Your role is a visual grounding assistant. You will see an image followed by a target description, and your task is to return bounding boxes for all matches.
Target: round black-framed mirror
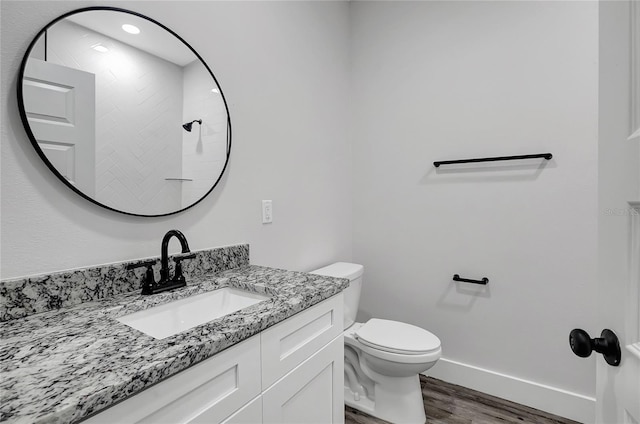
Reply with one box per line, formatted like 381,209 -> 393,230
17,6 -> 231,217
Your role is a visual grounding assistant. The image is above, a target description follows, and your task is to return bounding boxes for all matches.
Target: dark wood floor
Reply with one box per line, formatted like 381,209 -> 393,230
345,376 -> 581,424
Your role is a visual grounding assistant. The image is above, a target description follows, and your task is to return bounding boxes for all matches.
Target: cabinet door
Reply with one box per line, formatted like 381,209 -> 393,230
262,335 -> 344,424
85,336 -> 261,424
220,396 -> 262,424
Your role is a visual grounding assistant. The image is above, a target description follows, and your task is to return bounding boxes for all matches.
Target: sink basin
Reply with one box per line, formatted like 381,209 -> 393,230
117,288 -> 270,339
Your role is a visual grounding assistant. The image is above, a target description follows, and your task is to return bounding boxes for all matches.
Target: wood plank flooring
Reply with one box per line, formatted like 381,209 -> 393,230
345,376 -> 581,424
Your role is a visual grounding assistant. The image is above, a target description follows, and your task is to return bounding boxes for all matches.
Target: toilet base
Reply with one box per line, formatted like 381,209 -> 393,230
344,374 -> 426,423
344,386 -> 376,416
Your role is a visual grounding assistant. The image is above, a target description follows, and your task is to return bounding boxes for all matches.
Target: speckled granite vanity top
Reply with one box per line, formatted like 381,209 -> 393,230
0,253 -> 348,423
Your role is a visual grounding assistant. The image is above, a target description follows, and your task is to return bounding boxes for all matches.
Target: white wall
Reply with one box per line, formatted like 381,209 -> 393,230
1,0 -> 352,278
46,20 -> 184,214
350,1 -> 598,422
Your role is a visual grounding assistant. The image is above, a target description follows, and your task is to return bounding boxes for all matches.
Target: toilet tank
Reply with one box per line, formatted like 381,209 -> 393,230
310,262 -> 363,330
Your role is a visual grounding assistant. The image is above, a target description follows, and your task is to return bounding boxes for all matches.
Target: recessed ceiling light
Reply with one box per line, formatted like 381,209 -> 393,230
91,44 -> 109,53
122,24 -> 140,35
211,88 -> 220,94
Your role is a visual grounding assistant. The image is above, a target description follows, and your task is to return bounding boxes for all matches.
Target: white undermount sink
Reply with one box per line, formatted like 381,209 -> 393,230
117,287 -> 271,339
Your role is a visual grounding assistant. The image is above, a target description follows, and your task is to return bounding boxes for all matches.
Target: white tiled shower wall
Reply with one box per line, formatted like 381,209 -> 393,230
181,60 -> 228,207
41,20 -> 183,214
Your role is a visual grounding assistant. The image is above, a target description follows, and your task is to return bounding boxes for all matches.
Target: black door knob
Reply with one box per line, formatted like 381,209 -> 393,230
569,329 -> 621,367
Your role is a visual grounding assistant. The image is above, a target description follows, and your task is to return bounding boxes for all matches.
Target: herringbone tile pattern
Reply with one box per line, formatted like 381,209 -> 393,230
49,19 -> 183,214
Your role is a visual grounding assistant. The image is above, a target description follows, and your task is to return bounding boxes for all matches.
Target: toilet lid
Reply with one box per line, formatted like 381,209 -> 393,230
355,319 -> 441,355
310,262 -> 363,280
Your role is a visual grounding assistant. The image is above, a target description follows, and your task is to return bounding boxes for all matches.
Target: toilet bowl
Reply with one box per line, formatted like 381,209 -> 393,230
311,263 -> 441,423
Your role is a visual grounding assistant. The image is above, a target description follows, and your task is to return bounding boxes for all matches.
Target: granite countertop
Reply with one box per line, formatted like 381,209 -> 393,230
0,265 -> 349,424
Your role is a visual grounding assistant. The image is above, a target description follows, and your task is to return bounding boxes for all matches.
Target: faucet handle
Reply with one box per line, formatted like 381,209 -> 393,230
173,253 -> 196,283
126,259 -> 157,270
127,260 -> 157,295
175,252 -> 196,261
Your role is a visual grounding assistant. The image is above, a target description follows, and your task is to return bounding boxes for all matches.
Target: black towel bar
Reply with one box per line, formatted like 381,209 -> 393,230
453,274 -> 489,285
434,153 -> 552,168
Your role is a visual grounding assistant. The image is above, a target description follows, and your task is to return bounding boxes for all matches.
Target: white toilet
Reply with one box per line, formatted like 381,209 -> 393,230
311,262 -> 441,424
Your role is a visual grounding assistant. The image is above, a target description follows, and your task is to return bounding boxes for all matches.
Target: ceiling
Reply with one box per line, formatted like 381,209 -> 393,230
67,10 -> 197,67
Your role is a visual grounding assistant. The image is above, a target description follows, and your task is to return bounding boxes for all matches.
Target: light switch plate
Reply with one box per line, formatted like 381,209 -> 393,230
262,200 -> 273,224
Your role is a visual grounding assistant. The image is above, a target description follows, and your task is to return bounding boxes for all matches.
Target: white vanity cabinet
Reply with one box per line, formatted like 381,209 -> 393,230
84,293 -> 344,424
262,337 -> 343,423
260,292 -> 344,424
220,396 -> 263,424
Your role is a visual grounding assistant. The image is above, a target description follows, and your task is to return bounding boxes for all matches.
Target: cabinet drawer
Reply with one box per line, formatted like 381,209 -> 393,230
85,336 -> 261,424
261,293 -> 343,388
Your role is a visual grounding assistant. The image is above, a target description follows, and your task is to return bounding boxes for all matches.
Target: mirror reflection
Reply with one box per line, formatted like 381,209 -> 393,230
20,8 -> 231,216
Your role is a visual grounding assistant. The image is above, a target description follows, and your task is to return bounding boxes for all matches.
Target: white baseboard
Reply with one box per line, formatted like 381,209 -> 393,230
425,358 -> 595,424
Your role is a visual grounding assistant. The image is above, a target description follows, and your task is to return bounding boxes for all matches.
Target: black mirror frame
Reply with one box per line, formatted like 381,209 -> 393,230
17,6 -> 232,217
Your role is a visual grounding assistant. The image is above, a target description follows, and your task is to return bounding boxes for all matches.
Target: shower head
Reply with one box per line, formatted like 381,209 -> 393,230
182,119 -> 202,132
